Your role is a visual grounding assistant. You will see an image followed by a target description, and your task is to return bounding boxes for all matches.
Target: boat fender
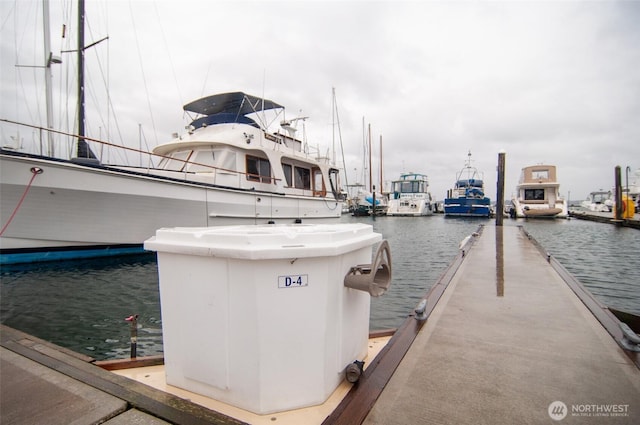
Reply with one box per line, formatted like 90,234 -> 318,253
346,360 -> 365,383
459,235 -> 472,250
344,240 -> 392,297
619,322 -> 640,352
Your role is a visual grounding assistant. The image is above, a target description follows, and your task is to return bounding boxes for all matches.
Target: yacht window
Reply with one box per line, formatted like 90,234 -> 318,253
313,167 -> 325,196
162,150 -> 192,171
524,189 -> 545,201
216,150 -> 236,172
189,150 -> 216,172
531,170 -> 549,180
282,163 -> 293,187
246,155 -> 272,183
294,166 -> 311,189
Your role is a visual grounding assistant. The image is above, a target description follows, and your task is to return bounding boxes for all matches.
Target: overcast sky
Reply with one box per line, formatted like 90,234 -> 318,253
2,0 -> 639,202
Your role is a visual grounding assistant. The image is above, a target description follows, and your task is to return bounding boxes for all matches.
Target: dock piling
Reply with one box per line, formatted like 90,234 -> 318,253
615,165 -> 623,221
496,150 -> 506,226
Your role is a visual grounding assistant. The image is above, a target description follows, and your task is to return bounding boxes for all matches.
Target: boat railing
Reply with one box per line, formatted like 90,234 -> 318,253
0,119 -> 286,189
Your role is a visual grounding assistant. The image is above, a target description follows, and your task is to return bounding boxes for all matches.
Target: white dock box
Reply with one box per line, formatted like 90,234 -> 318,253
144,223 -> 383,414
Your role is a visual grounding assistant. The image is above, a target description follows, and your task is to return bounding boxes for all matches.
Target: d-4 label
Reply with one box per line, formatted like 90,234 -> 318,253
278,274 -> 308,288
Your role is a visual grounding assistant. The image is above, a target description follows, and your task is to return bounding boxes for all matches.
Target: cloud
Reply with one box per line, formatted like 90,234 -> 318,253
2,0 -> 639,201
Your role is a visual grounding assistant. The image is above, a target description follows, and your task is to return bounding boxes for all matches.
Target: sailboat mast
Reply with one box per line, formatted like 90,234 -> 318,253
77,0 -> 85,153
379,135 -> 383,192
331,88 -> 335,165
74,0 -> 97,160
43,0 -> 55,156
368,124 -> 372,193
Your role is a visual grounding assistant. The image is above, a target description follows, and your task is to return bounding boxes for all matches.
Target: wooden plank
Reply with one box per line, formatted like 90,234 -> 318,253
95,355 -> 165,371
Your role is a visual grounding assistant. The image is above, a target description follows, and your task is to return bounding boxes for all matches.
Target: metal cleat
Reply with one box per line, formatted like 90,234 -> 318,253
619,322 -> 640,352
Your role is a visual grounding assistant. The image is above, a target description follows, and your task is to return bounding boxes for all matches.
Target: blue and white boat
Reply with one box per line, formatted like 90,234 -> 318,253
443,152 -> 491,218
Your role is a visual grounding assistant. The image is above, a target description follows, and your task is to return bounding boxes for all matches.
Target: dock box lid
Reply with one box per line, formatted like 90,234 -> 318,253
144,223 -> 382,259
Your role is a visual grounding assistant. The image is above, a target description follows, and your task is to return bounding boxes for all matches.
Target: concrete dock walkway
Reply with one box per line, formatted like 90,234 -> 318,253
0,325 -> 245,424
362,224 -> 640,424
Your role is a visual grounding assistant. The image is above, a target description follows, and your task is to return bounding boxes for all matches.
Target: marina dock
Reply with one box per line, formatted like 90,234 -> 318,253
569,209 -> 640,229
2,224 -> 640,424
357,224 -> 640,424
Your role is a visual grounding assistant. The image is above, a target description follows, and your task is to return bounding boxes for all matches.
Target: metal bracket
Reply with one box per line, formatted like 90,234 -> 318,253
344,240 -> 392,297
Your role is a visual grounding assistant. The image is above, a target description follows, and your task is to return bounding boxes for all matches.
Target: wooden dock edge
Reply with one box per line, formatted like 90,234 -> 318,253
569,210 -> 640,229
0,324 -> 248,425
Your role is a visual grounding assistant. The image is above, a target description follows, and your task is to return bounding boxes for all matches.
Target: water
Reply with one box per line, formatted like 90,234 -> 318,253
1,216 -> 638,360
1,255 -> 163,360
509,218 -> 640,315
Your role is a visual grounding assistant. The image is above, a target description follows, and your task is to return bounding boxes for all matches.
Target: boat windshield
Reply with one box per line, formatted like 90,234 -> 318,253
591,192 -> 611,203
393,180 -> 425,194
524,189 -> 546,201
531,170 -> 549,180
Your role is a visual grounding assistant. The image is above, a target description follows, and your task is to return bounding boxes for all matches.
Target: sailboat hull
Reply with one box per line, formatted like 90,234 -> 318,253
0,152 -> 340,264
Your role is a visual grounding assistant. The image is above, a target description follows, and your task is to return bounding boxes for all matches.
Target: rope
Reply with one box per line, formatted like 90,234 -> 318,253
0,167 -> 43,236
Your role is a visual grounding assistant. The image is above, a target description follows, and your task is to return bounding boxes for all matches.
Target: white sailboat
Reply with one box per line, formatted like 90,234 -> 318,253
0,2 -> 342,264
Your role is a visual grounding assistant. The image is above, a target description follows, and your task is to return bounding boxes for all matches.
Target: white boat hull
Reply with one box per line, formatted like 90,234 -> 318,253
0,153 -> 341,261
386,198 -> 433,216
510,165 -> 568,219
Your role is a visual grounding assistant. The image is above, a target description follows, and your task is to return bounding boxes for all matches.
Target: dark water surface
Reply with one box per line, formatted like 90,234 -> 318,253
1,215 -> 638,360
